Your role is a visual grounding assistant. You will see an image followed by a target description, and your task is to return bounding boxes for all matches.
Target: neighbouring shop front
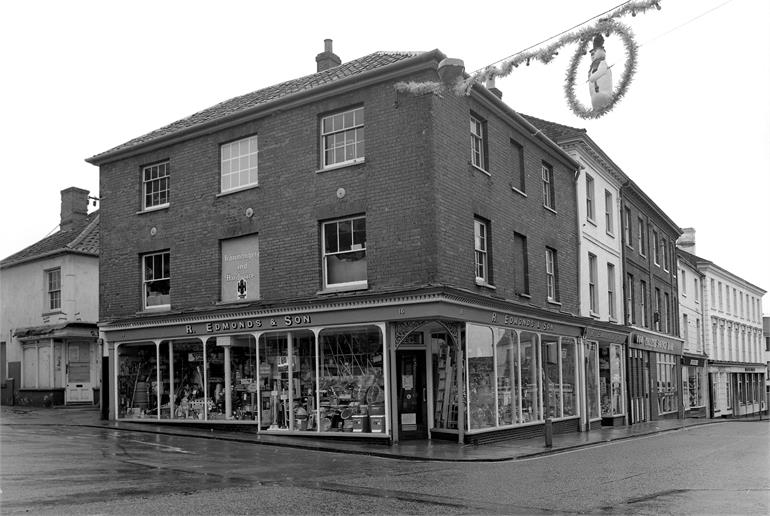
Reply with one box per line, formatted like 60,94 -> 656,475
627,330 -> 684,424
681,355 -> 708,417
583,327 -> 628,428
708,362 -> 766,418
105,289 -> 593,445
12,323 -> 100,406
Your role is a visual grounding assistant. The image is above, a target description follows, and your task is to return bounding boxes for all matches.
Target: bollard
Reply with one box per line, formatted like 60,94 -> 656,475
544,417 -> 553,448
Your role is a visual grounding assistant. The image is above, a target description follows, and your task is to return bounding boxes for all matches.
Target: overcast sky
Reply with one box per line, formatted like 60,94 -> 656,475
1,0 -> 768,313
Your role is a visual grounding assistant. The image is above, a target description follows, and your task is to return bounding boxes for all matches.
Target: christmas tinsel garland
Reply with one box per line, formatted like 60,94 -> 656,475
394,0 -> 661,119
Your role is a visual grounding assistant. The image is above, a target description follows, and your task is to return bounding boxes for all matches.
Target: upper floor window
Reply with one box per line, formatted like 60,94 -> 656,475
470,114 -> 487,171
718,281 -> 723,311
654,287 -> 662,331
652,229 -> 659,265
664,292 -> 671,333
604,190 -> 614,235
510,139 -> 525,193
513,232 -> 529,296
694,278 -> 700,302
585,174 -> 595,221
640,280 -> 648,327
321,107 -> 365,168
46,268 -> 61,311
588,252 -> 598,313
542,162 -> 555,210
474,218 -> 490,284
143,251 -> 170,310
710,279 -> 715,308
221,135 -> 258,192
142,161 -> 169,210
623,207 -> 633,248
681,269 -> 687,295
683,313 -> 689,341
545,247 -> 559,302
607,263 -> 617,320
638,218 -> 647,256
322,216 -> 367,289
626,273 -> 635,324
662,238 -> 669,271
726,284 -> 732,314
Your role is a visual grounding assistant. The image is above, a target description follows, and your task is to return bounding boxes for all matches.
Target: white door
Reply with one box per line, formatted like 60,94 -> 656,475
65,342 -> 93,403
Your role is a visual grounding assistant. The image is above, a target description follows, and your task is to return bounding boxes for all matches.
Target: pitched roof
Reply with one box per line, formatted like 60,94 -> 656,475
87,51 -> 425,164
520,113 -> 587,142
0,211 -> 100,269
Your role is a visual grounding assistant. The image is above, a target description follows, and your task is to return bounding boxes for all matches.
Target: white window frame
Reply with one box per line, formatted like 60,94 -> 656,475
588,253 -> 598,314
542,163 -> 555,210
321,107 -> 365,169
652,229 -> 659,265
322,216 -> 367,290
638,218 -> 646,257
46,268 -> 61,311
221,135 -> 259,193
604,190 -> 614,235
640,280 -> 648,327
474,219 -> 489,284
470,115 -> 486,171
607,263 -> 616,320
546,247 -> 558,302
681,269 -> 687,296
623,207 -> 633,248
662,238 -> 669,271
143,251 -> 170,311
585,174 -> 595,222
142,161 -> 169,210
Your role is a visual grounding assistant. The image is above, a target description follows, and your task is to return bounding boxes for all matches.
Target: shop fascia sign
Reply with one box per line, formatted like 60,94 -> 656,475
632,333 -> 682,354
185,313 -> 313,335
490,312 -> 555,332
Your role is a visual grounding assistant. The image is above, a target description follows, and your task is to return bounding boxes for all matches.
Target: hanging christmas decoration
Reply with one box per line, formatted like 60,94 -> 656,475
394,0 -> 661,119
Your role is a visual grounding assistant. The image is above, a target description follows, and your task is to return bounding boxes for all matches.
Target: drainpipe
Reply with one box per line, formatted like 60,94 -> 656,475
456,335 -> 464,445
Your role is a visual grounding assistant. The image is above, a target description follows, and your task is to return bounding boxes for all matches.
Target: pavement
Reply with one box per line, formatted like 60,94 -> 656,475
2,404 -> 765,462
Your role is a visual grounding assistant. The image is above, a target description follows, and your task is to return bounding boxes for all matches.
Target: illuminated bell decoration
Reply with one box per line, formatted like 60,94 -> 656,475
587,34 -> 613,110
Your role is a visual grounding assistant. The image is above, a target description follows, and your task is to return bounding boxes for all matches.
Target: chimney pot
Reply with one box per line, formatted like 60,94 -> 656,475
676,227 -> 696,254
486,77 -> 503,99
60,187 -> 89,232
437,58 -> 465,86
316,39 -> 341,72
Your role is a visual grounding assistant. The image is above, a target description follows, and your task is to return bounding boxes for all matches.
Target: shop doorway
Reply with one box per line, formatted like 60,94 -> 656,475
396,350 -> 427,439
628,348 -> 650,423
65,341 -> 93,404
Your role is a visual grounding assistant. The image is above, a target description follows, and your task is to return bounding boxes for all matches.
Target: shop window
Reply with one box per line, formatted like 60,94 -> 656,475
543,335 -> 561,418
318,326 -> 385,433
322,106 -> 365,168
142,251 -> 170,310
117,343 -> 159,419
22,341 -> 60,389
495,330 -> 520,426
585,341 -> 600,419
259,331 -> 317,430
221,135 -> 258,193
561,338 -> 577,416
520,332 -> 541,422
600,343 -> 624,416
656,353 -> 677,414
432,333 -> 461,430
467,325 -> 495,430
686,365 -> 705,408
322,216 -> 367,289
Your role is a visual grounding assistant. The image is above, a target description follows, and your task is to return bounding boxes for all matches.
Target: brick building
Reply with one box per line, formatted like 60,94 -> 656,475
87,42 -> 610,444
620,181 -> 683,423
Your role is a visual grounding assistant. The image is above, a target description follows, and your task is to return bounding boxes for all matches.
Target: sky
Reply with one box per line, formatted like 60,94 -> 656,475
1,0 -> 768,314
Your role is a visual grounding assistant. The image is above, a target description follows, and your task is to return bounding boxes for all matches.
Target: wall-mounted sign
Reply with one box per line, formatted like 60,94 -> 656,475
221,235 -> 259,302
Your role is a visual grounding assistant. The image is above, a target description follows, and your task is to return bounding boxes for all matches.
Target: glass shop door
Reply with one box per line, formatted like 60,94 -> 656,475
396,350 -> 427,440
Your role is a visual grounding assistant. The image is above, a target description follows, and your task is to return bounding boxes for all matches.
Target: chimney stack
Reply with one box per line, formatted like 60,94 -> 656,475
486,77 -> 502,99
60,187 -> 89,232
315,39 -> 341,72
677,227 -> 696,255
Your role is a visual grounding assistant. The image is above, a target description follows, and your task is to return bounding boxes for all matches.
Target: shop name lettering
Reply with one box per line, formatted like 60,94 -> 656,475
634,334 -> 674,351
491,313 -> 554,331
185,314 -> 312,334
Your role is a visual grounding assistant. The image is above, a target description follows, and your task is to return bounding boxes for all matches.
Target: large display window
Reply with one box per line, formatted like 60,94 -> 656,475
599,343 -> 624,416
656,353 -> 678,414
467,325 -> 495,430
520,332 -> 541,422
495,330 -> 520,426
585,341 -> 600,420
431,333 -> 461,430
318,326 -> 385,433
116,343 -> 159,419
684,365 -> 705,409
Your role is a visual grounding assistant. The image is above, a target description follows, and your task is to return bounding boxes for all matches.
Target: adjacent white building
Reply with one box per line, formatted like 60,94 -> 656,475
677,240 -> 708,417
678,228 -> 766,417
0,188 -> 100,406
